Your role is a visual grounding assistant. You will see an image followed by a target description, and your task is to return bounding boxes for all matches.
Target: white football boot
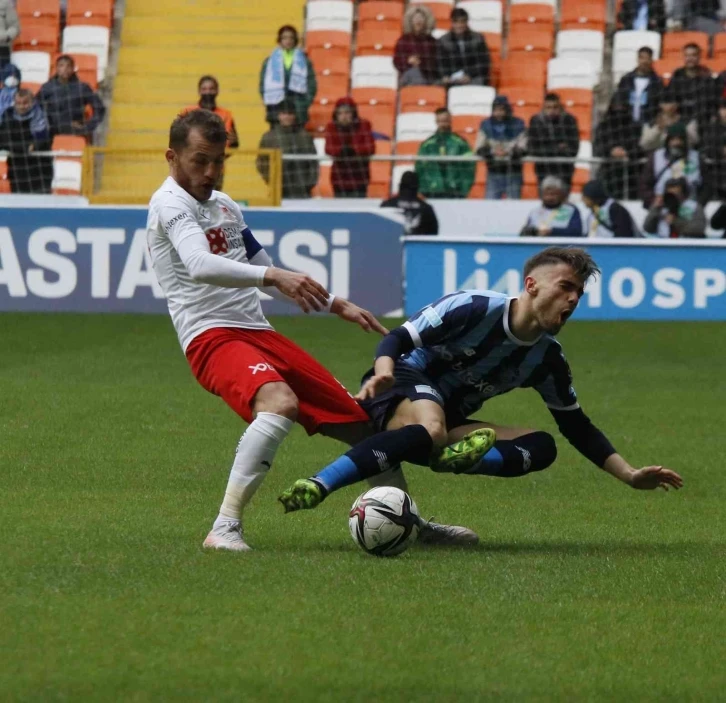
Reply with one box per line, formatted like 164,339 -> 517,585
418,517 -> 479,546
203,520 -> 252,552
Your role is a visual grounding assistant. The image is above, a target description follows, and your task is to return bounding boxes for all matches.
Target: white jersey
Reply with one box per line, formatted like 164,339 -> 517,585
147,176 -> 273,352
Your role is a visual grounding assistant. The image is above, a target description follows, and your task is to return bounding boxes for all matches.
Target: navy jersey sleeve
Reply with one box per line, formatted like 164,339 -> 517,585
534,343 -> 579,411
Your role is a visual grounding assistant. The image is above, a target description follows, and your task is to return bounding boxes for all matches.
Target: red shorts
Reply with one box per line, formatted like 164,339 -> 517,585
185,327 -> 369,435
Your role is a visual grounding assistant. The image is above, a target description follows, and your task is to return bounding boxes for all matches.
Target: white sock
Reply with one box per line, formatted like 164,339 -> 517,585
214,412 -> 293,526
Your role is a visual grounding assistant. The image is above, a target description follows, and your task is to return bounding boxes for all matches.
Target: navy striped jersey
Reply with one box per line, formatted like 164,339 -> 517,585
400,290 -> 579,419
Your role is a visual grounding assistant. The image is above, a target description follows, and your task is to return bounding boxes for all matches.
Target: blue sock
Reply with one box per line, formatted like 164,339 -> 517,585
313,425 -> 433,493
452,432 -> 557,478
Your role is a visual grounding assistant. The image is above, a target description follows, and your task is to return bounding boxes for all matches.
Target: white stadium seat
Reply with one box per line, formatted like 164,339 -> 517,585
456,1 -> 502,34
62,26 -> 110,81
10,51 -> 51,86
547,57 -> 597,90
396,112 -> 437,143
432,28 -> 447,39
511,0 -> 555,6
447,85 -> 496,116
52,159 -> 83,195
410,0 -> 454,5
351,56 -> 397,90
313,137 -> 332,167
305,1 -> 354,34
612,30 -> 661,82
391,163 -> 415,194
556,30 -> 604,74
576,140 -> 592,170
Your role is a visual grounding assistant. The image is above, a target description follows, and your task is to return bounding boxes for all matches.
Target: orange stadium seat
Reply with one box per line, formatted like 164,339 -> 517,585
714,34 -> 726,57
355,28 -> 399,57
469,161 -> 487,199
521,161 -> 538,199
507,26 -> 554,59
66,0 -> 113,28
308,101 -> 333,135
308,45 -> 351,72
367,140 -> 392,198
662,31 -> 709,58
51,135 -> 86,195
314,54 -> 351,80
499,55 -> 547,90
358,1 -> 404,32
13,20 -> 59,51
351,86 -> 397,108
17,0 -> 61,28
313,164 -> 334,198
315,73 -> 350,99
0,160 -> 10,193
509,4 -> 554,29
306,30 -> 350,51
418,2 -> 452,31
399,85 -> 446,113
504,85 -> 544,122
710,56 -> 726,74
394,140 -> 422,157
652,57 -> 683,84
556,88 -> 593,109
560,0 -> 606,32
452,114 -> 482,148
359,104 -> 396,138
569,107 -> 592,139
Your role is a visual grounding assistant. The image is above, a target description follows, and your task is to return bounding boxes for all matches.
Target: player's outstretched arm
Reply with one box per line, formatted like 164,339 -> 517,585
263,267 -> 330,314
602,454 -> 683,491
330,298 -> 388,335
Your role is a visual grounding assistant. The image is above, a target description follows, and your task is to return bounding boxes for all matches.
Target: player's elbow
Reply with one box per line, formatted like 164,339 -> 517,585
185,253 -> 219,284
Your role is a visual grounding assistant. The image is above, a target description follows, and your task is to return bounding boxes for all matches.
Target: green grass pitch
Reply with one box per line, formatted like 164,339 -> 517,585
2,313 -> 725,701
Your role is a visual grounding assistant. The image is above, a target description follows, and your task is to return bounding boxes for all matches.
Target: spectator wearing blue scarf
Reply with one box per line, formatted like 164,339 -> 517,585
260,25 -> 317,128
475,95 -> 527,199
0,62 -> 20,120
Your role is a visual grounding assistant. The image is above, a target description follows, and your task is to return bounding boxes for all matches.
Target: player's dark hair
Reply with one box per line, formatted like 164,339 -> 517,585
56,54 -> 75,67
435,107 -> 450,116
638,46 -> 653,58
544,92 -> 560,103
450,7 -> 468,21
169,109 -> 227,151
198,75 -> 219,91
523,247 -> 600,282
683,42 -> 701,53
277,24 -> 299,46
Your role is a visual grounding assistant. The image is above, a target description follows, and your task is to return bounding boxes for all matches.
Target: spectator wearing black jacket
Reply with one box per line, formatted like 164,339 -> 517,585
617,0 -> 666,32
581,180 -> 638,238
594,97 -> 645,200
37,55 -> 106,141
528,93 -> 579,187
711,203 -> 726,233
669,44 -> 717,128
437,8 -> 490,87
671,0 -> 725,34
381,171 -> 439,235
700,98 -> 726,202
615,47 -> 664,126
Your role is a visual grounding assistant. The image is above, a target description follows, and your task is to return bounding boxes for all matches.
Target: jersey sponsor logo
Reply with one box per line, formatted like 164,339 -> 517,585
205,226 -> 245,255
415,384 -> 443,402
164,212 -> 189,234
249,363 -> 276,375
421,306 -> 443,328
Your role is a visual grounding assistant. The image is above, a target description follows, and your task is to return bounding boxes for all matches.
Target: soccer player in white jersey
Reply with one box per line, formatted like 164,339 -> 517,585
147,110 -> 486,551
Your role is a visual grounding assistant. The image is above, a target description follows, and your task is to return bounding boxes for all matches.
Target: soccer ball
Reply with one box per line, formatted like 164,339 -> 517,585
348,486 -> 420,557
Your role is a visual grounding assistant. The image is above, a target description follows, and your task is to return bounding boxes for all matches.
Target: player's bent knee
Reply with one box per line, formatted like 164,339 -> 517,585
252,383 -> 299,421
528,431 -> 557,472
422,419 -> 448,449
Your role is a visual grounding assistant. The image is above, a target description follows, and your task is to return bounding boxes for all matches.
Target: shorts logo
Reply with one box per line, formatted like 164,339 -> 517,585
415,384 -> 443,402
249,363 -> 275,375
206,227 -> 229,254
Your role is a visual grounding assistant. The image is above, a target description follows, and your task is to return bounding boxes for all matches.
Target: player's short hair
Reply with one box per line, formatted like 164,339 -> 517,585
523,247 -> 600,282
638,46 -> 653,58
544,92 -> 560,103
683,42 -> 701,53
198,75 -> 219,91
450,7 -> 468,21
169,109 -> 227,151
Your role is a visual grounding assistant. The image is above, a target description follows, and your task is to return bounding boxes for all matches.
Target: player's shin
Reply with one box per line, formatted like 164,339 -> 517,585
366,465 -> 409,492
441,432 -> 558,478
215,412 -> 293,524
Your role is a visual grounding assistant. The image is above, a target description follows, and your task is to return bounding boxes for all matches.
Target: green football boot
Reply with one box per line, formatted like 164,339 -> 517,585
278,479 -> 326,513
430,428 -> 497,474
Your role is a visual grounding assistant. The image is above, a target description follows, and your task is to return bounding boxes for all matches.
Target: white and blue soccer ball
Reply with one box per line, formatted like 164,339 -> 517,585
348,486 -> 420,557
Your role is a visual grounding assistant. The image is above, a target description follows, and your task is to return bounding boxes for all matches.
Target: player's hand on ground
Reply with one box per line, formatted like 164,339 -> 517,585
264,268 -> 329,313
630,465 -> 683,491
332,299 -> 388,335
355,374 -> 395,402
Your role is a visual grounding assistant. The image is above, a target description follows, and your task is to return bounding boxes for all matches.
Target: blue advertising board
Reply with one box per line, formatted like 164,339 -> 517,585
0,208 -> 403,315
404,237 -> 726,320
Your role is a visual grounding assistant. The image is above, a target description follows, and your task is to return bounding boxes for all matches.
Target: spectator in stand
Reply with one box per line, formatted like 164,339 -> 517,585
416,107 -> 476,198
0,0 -> 20,71
670,0 -> 725,34
520,176 -> 583,237
643,177 -> 706,237
615,47 -> 664,126
182,76 -> 239,148
381,171 -> 439,235
700,98 -> 726,203
617,0 -> 667,32
528,93 -> 580,189
669,44 -> 717,129
711,202 -> 726,233
641,122 -> 701,208
324,96 -> 375,198
718,70 -> 726,102
394,6 -> 439,87
256,100 -> 318,199
581,180 -> 638,238
594,97 -> 644,200
475,95 -> 527,199
640,93 -> 699,152
38,55 -> 106,142
260,25 -> 316,128
0,88 -> 53,193
0,62 -> 20,119
438,8 -> 491,87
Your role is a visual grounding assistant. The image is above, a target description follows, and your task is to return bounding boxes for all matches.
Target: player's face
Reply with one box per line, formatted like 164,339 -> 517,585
528,264 -> 585,335
167,128 -> 225,202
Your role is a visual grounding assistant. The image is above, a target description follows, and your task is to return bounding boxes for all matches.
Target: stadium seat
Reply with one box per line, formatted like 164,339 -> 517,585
469,161 -> 487,198
308,46 -> 351,72
507,26 -> 554,59
572,140 -> 592,193
456,1 -> 502,34
612,30 -> 661,82
315,73 -> 350,101
351,55 -> 397,90
399,85 -> 446,113
559,0 -> 606,32
484,32 -> 502,86
10,51 -> 51,86
556,30 -> 604,74
52,52 -> 99,89
521,161 -> 538,199
66,0 -> 114,28
52,134 -> 86,154
306,30 -> 351,52
396,112 -> 437,143
51,135 -> 85,195
391,162 -> 415,194
17,0 -> 61,28
358,103 -> 396,138
13,21 -> 59,52
504,85 -> 544,122
447,85 -> 496,116
511,0 -> 555,6
652,57 -> 682,84
0,159 -> 11,194
311,136 -> 333,198
367,139 -> 392,198
358,1 -> 404,32
306,1 -> 354,34
410,1 -> 452,30
351,87 -> 397,109
569,106 -> 592,139
452,114 -> 482,148
509,3 -> 555,29
662,31 -> 709,58
500,55 -> 547,89
710,56 -> 726,75
62,26 -> 110,81
714,34 -> 726,57
355,28 -> 399,57
314,54 -> 350,80
556,87 -> 593,109
547,57 -> 597,90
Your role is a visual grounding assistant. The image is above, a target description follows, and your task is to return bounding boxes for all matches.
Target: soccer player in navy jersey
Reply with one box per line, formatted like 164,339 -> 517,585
279,246 -> 683,511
